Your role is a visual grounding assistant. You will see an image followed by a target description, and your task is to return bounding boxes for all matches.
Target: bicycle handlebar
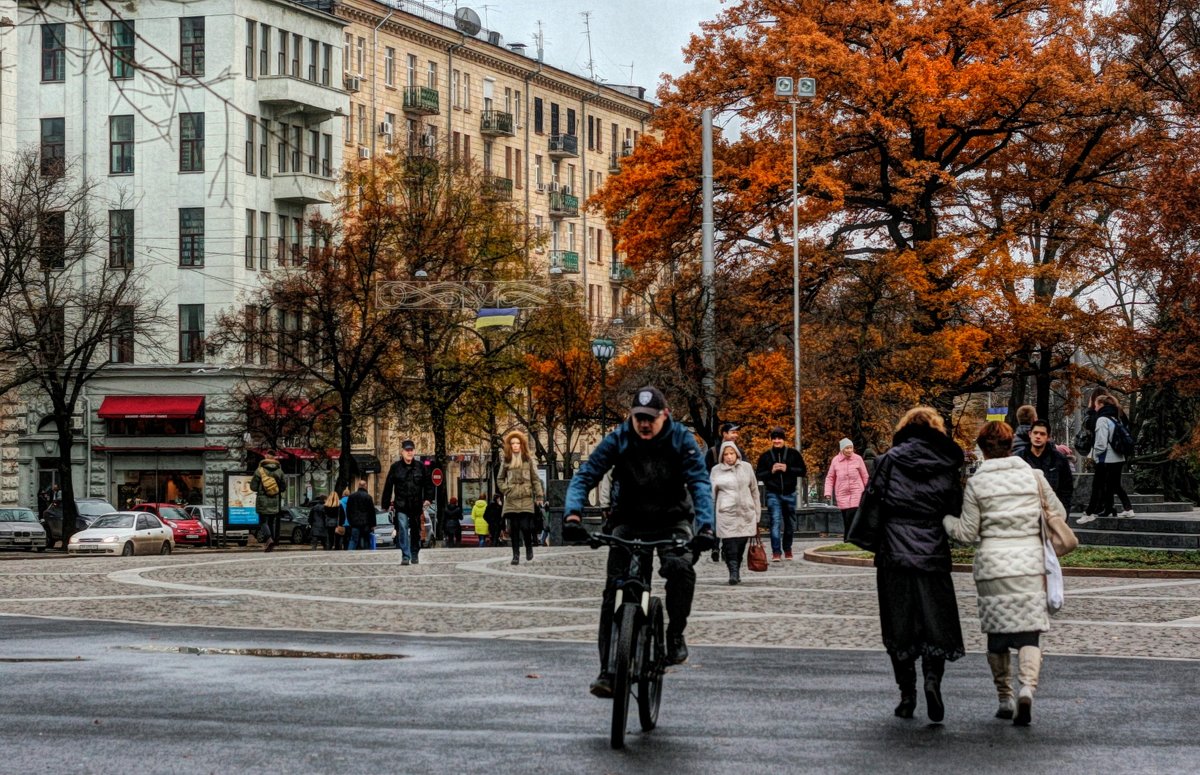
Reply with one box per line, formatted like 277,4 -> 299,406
587,533 -> 692,552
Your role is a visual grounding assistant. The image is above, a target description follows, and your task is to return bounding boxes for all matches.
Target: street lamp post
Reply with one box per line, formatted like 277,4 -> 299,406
773,75 -> 816,468
591,337 -> 615,433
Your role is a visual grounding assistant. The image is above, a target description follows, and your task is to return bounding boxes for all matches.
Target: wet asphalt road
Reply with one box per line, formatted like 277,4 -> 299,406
1,616 -> 1198,774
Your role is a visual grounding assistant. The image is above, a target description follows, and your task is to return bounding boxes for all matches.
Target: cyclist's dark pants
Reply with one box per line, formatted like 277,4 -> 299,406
598,521 -> 695,669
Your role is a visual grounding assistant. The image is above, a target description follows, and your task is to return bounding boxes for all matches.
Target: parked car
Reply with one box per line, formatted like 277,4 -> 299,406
183,505 -> 249,547
68,512 -> 174,556
42,498 -> 118,548
0,507 -> 48,552
281,506 -> 312,545
373,511 -> 396,549
131,503 -> 209,547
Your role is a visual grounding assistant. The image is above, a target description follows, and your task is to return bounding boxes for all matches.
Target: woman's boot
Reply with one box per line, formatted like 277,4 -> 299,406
1014,646 -> 1042,726
987,651 -> 1015,719
922,655 -> 946,723
726,559 -> 740,585
889,653 -> 917,718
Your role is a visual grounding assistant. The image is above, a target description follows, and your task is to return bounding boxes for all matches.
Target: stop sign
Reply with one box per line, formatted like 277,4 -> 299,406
431,468 -> 443,487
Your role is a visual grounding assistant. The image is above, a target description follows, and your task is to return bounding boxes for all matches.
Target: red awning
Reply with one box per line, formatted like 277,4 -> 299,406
98,395 -> 205,420
280,447 -> 319,460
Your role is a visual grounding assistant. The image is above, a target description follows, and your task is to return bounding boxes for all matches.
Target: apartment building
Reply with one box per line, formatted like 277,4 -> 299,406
11,0 -> 346,509
337,0 -> 653,325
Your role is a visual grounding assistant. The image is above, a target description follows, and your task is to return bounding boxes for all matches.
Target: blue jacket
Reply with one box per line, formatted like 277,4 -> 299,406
565,417 -> 714,532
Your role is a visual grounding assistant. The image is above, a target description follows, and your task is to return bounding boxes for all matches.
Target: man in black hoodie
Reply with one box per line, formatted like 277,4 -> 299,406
381,440 -> 433,565
1017,420 -> 1074,513
755,427 -> 808,561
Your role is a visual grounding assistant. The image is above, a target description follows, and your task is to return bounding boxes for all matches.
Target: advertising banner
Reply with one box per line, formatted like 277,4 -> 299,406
224,472 -> 259,527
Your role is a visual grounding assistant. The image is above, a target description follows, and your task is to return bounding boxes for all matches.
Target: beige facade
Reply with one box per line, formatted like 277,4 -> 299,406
337,0 -> 652,326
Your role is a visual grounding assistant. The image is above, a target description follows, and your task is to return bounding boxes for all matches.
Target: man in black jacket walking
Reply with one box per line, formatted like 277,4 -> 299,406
755,427 -> 807,561
345,479 -> 376,551
381,440 -> 432,565
1017,420 -> 1074,513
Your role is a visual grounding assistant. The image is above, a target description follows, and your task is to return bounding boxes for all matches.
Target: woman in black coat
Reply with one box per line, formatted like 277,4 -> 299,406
852,406 -> 965,723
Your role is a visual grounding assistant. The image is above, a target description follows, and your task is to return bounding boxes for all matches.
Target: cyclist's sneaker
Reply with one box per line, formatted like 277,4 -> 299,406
666,632 -> 689,665
589,671 -> 614,698
771,553 -> 782,562
784,551 -> 794,560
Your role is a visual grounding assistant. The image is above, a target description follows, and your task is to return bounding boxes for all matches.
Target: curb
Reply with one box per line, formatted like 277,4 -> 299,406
802,548 -> 1200,579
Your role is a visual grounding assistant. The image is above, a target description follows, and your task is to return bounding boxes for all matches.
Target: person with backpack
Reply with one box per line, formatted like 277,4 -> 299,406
250,456 -> 286,552
1079,394 -> 1134,523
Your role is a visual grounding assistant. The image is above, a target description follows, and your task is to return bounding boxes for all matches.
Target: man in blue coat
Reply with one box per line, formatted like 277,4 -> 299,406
564,386 -> 715,697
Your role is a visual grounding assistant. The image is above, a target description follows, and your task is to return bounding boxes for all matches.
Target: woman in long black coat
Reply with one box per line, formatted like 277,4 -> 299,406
853,406 -> 965,723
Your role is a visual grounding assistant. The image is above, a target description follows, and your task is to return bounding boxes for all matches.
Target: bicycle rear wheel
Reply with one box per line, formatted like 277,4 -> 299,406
638,596 -> 665,731
610,603 -> 638,749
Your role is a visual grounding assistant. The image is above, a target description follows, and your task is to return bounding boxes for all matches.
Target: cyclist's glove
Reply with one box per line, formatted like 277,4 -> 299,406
562,512 -> 590,543
693,527 -> 717,551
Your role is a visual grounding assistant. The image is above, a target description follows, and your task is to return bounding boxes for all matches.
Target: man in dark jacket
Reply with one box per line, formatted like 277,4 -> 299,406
381,439 -> 432,565
1011,405 -> 1036,457
755,427 -> 808,561
563,386 -> 715,697
1017,420 -> 1074,513
483,493 -> 505,547
345,479 -> 376,550
704,422 -> 745,471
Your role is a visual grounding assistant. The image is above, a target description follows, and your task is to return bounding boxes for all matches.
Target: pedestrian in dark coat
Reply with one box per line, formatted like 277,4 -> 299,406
308,500 -> 329,550
443,497 -> 463,547
858,406 -> 965,723
345,479 -> 376,551
484,493 -> 505,547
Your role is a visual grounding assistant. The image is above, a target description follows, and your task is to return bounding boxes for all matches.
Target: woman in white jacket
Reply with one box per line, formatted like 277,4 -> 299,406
711,441 -> 760,585
943,421 -> 1060,727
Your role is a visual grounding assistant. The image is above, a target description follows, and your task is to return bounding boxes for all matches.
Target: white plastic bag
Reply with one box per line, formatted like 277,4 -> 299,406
1044,539 -> 1064,613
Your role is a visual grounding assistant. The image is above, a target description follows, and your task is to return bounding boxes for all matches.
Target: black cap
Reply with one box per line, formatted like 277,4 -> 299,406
720,422 -> 740,434
769,426 -> 786,439
630,386 -> 667,418
401,439 -> 415,450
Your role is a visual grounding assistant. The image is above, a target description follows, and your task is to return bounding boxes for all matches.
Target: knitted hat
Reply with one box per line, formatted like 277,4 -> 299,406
839,438 -> 853,451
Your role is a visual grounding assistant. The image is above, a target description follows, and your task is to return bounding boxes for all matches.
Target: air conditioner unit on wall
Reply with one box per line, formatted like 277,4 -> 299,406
358,147 -> 370,159
344,75 -> 361,92
549,182 -> 560,192
421,134 -> 436,149
535,183 -> 545,193
561,185 -> 572,195
379,122 -> 393,136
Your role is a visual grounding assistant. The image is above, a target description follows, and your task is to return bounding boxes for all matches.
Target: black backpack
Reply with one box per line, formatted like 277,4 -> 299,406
1073,428 -> 1094,455
1110,419 -> 1135,457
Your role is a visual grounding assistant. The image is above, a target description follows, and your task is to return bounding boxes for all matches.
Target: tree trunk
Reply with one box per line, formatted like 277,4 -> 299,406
337,398 -> 354,493
54,409 -> 79,545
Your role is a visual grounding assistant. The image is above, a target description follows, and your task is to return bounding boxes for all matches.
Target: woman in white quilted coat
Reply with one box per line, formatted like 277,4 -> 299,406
711,442 -> 760,585
943,421 -> 1060,727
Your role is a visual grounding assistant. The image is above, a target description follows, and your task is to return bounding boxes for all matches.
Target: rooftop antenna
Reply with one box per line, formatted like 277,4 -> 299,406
581,11 -> 596,82
454,6 -> 482,36
535,20 -> 545,63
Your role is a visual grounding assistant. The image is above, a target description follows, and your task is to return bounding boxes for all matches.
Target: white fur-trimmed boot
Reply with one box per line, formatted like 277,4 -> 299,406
1014,646 -> 1042,726
987,651 -> 1015,719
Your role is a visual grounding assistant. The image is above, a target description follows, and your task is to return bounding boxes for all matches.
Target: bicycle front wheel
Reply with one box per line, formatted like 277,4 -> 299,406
610,603 -> 638,749
637,596 -> 665,731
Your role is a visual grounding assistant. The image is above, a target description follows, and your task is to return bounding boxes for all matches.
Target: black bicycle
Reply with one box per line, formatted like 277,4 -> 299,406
589,532 -> 692,749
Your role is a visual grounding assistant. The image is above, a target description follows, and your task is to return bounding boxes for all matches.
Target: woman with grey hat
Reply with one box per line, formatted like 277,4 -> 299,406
825,437 -> 870,541
710,441 -> 760,584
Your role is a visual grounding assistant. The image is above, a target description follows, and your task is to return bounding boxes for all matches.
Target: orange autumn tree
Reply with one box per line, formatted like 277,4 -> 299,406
594,0 -> 1149,443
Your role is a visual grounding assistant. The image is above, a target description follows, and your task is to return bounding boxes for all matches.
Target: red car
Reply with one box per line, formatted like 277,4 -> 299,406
132,503 -> 209,547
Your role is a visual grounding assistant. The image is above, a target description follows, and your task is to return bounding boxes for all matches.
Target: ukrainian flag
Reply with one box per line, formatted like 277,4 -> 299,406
475,307 -> 518,330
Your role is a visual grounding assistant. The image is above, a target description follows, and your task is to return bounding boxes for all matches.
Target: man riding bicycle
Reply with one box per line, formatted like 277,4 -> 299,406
563,386 -> 716,698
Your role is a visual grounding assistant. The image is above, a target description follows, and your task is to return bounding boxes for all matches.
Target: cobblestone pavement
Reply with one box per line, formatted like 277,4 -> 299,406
3,540 -> 1200,660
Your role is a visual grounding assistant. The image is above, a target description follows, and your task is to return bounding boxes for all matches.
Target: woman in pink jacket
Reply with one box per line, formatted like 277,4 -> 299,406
825,438 -> 870,541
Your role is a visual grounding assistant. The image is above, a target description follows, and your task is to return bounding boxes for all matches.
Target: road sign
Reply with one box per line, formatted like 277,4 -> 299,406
431,469 -> 443,487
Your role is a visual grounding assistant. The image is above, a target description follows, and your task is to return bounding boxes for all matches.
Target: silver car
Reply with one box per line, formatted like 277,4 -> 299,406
373,511 -> 397,549
0,507 -> 48,552
184,505 -> 249,547
67,512 -> 175,556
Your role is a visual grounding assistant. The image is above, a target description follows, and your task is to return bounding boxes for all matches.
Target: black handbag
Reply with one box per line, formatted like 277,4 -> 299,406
533,502 -> 546,532
846,459 -> 888,551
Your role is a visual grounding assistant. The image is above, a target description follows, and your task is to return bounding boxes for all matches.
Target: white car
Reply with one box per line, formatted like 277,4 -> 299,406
67,512 -> 175,556
184,504 -> 249,546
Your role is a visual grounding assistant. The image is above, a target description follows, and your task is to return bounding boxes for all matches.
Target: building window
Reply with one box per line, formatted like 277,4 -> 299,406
40,212 -> 66,268
259,23 -> 270,76
180,113 -> 204,172
260,212 -> 270,270
40,118 -> 65,177
309,39 -> 318,81
245,116 -> 255,175
110,20 -> 135,79
567,108 -> 576,137
278,29 -> 288,75
42,24 -> 66,82
515,89 -> 522,126
278,120 -> 289,172
550,102 -> 559,135
245,19 -> 255,79
343,32 -> 350,74
245,209 -> 256,269
109,209 -> 134,268
356,37 -> 365,75
463,73 -> 471,111
515,149 -> 522,189
407,54 -> 416,88
38,306 -> 66,366
309,129 -> 320,174
180,18 -> 204,77
534,98 -> 543,134
357,104 -> 366,145
427,60 -> 437,89
109,115 -> 134,174
322,134 -> 332,177
292,33 -> 301,77
178,304 -> 205,363
260,117 -> 270,177
385,47 -> 395,87
110,306 -> 134,364
322,44 -> 332,85
451,69 -> 459,107
292,126 -> 302,171
179,208 -> 204,266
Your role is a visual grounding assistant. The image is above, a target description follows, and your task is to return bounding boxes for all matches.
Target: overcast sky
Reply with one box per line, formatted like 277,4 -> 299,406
454,0 -> 723,95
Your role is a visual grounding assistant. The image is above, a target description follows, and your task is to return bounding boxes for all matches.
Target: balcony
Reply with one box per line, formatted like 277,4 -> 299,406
403,86 -> 440,116
608,152 -> 620,173
609,262 -> 633,282
275,238 -> 304,267
548,189 -> 579,218
257,75 -> 346,125
549,250 -> 580,274
480,110 -> 514,137
273,171 -> 334,204
548,133 -> 578,159
482,174 -> 513,201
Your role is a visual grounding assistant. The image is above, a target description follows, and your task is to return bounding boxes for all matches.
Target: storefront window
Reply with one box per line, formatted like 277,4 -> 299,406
116,470 -> 204,508
106,417 -> 205,435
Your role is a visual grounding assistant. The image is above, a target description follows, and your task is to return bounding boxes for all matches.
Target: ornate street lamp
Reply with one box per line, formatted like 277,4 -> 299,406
591,337 -> 616,432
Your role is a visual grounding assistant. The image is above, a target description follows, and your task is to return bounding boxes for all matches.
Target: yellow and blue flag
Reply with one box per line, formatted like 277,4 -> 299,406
474,307 -> 518,330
